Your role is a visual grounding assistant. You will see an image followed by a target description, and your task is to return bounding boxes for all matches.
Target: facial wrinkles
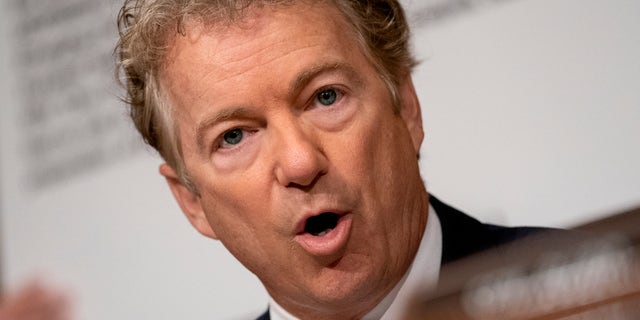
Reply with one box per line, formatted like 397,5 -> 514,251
383,137 -> 425,273
169,35 -> 336,133
217,36 -> 327,78
199,125 -> 310,238
167,4 -> 360,119
352,105 -> 417,264
198,7 -> 331,87
199,176 -> 280,258
172,45 -> 360,167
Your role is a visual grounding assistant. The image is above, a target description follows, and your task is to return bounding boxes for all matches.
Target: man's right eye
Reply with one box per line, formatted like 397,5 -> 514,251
221,129 -> 243,147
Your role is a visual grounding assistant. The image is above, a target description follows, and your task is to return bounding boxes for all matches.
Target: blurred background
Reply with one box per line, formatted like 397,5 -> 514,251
0,0 -> 638,318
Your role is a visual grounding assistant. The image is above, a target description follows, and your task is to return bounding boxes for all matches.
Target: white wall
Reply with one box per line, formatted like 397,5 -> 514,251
0,1 -> 266,319
410,0 -> 640,227
1,0 -> 638,319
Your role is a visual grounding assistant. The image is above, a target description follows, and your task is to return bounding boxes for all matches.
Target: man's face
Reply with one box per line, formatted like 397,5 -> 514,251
160,2 -> 428,318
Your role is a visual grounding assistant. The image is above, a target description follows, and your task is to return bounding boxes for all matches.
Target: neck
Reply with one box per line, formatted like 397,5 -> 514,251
268,281 -> 396,320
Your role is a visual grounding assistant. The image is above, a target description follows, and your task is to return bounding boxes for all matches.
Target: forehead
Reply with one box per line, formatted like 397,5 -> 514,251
159,1 -> 363,89
162,6 -> 373,135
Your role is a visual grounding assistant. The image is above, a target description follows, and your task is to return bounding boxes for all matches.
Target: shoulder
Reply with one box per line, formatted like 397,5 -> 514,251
430,195 -> 554,264
256,310 -> 270,320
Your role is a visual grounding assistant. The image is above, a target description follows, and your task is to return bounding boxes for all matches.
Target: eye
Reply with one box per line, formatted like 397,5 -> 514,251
316,88 -> 338,106
222,128 -> 243,146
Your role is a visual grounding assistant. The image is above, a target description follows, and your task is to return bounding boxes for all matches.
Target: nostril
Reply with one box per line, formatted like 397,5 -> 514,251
285,170 -> 325,191
304,212 -> 340,236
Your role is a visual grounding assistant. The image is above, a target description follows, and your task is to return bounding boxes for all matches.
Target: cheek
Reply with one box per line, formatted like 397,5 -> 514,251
197,172 -> 272,236
343,115 -> 418,226
198,189 -> 276,269
342,116 -> 407,183
211,130 -> 263,172
197,185 -> 295,279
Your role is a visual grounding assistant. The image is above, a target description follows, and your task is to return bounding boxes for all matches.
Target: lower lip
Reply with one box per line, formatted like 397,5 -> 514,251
294,214 -> 353,257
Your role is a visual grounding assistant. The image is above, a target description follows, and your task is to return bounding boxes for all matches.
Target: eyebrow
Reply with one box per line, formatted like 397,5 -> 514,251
289,61 -> 365,95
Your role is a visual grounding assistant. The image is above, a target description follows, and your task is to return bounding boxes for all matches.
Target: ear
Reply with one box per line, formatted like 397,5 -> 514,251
159,164 -> 218,239
398,75 -> 424,153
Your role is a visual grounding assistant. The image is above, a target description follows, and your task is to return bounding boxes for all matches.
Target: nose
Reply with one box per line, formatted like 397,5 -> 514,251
273,122 -> 328,189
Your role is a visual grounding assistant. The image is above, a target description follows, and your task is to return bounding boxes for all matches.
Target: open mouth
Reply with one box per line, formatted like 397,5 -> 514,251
304,212 -> 340,236
295,211 -> 352,256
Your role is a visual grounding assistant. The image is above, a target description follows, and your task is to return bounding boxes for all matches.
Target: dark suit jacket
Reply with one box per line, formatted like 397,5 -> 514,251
256,196 -> 544,320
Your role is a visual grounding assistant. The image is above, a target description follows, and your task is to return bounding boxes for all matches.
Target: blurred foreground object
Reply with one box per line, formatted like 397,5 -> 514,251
0,281 -> 72,320
405,206 -> 640,319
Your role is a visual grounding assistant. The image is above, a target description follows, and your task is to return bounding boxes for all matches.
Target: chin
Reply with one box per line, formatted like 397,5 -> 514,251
307,256 -> 389,308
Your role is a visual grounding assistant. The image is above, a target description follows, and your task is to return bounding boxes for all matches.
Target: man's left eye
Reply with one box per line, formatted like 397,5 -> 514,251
316,88 -> 338,106
223,129 -> 243,146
